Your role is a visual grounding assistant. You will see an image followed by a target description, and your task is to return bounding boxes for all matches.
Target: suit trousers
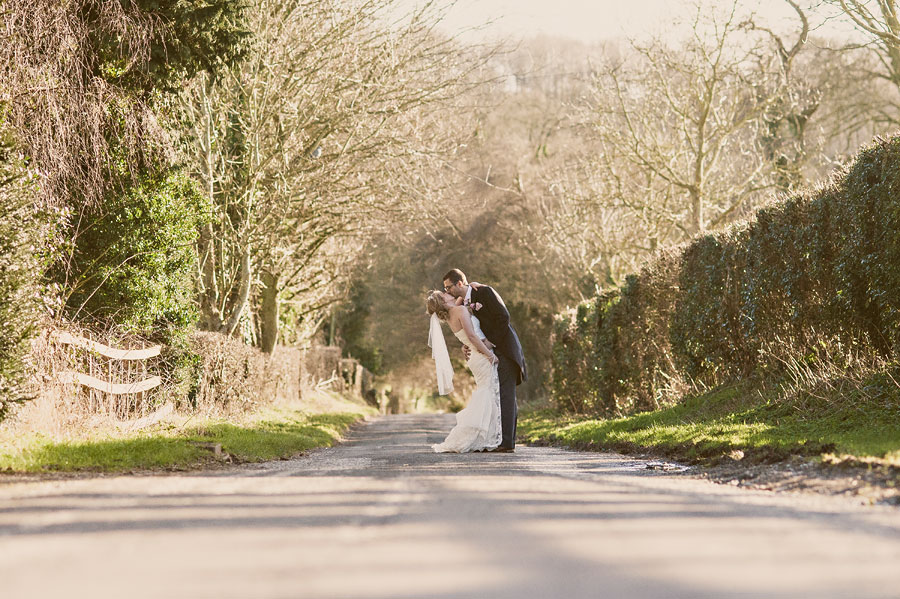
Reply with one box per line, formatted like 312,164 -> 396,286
497,353 -> 519,448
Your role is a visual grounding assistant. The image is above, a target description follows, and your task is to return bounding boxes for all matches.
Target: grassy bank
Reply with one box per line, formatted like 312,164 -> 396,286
0,398 -> 373,473
520,381 -> 900,467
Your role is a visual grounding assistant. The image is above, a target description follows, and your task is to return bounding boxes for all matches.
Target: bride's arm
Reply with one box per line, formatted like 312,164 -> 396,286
455,307 -> 497,362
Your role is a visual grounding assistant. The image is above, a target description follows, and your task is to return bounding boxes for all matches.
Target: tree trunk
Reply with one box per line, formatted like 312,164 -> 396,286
198,222 -> 224,331
259,270 -> 280,354
328,311 -> 337,346
222,246 -> 252,336
689,187 -> 703,235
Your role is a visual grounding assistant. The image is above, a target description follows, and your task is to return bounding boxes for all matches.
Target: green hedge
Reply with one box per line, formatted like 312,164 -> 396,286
552,134 -> 900,416
54,166 -> 208,340
0,115 -> 53,419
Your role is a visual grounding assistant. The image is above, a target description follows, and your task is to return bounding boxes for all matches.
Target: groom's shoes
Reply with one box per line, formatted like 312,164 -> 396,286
489,446 -> 515,453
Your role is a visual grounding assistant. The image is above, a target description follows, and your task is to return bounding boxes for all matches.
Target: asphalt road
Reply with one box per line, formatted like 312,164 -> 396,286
1,414 -> 898,599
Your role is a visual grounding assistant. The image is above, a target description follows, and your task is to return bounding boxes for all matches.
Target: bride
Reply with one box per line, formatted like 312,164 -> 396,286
425,290 -> 502,453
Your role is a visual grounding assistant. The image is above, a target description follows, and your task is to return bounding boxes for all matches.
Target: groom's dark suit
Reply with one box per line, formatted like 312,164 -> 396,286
470,285 -> 526,449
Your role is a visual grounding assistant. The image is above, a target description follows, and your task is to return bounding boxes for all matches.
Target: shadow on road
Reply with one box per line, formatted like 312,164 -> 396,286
0,414 -> 897,599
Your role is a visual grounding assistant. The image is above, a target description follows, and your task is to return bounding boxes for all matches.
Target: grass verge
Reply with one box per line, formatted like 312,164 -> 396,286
519,383 -> 900,467
0,411 -> 366,473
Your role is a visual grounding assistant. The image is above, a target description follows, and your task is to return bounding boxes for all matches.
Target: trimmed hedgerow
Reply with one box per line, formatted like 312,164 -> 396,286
603,250 -> 683,414
551,298 -> 601,414
551,134 -> 900,416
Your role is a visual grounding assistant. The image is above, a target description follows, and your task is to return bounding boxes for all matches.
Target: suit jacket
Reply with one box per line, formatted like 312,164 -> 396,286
470,285 -> 527,385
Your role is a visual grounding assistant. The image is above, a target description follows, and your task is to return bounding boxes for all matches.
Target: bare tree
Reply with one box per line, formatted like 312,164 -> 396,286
180,0 -> 492,351
426,37 -> 633,306
742,0 -> 818,191
827,0 -> 900,124
833,0 -> 900,86
583,1 -> 802,243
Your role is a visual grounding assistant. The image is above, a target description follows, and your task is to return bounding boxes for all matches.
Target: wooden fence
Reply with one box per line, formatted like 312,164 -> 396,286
52,330 -> 162,416
305,345 -> 376,406
48,332 -> 375,418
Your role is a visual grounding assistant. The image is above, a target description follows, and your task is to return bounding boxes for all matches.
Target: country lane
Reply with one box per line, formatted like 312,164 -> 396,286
0,413 -> 898,599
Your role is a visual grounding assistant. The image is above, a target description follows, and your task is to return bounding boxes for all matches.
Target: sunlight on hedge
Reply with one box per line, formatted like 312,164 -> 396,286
552,136 -> 900,422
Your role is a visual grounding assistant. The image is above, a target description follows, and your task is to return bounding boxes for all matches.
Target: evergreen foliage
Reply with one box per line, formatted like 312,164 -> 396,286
56,167 -> 208,338
0,114 -> 54,418
85,0 -> 251,93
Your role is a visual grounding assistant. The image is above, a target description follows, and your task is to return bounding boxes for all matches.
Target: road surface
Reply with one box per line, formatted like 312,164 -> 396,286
1,414 -> 898,598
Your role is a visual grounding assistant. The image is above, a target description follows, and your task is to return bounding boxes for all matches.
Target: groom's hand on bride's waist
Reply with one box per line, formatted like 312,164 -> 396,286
462,345 -> 471,360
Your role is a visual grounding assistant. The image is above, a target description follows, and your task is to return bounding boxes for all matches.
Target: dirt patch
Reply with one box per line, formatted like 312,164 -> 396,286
526,437 -> 899,506
687,454 -> 900,506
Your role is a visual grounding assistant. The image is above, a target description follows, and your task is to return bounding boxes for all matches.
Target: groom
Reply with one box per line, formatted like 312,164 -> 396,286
443,269 -> 527,452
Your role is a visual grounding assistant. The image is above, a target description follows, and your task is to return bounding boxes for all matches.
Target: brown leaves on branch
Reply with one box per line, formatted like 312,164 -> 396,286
0,0 -> 169,208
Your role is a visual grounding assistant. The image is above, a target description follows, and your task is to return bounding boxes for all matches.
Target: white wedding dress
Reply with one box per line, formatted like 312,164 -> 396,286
432,315 -> 502,453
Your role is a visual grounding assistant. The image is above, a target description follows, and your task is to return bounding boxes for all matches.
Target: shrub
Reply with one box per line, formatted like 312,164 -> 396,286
179,331 -> 304,414
0,115 -> 54,419
671,227 -> 751,386
84,0 -> 250,94
550,298 -> 601,414
831,139 -> 900,354
55,166 -> 208,340
598,250 -> 683,414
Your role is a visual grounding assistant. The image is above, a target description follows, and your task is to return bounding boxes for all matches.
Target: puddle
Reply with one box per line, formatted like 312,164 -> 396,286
613,460 -> 690,473
641,461 -> 690,472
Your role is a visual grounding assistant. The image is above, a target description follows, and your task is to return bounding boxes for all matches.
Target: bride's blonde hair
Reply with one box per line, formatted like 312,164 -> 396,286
425,290 -> 451,321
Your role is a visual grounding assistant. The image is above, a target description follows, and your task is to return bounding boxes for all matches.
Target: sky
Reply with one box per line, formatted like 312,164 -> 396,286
405,0 -> 856,44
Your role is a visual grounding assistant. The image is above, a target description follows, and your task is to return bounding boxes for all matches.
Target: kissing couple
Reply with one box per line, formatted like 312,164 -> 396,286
425,269 -> 527,453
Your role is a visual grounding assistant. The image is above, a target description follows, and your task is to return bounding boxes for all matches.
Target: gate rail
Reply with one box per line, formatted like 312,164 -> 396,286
52,330 -> 162,394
